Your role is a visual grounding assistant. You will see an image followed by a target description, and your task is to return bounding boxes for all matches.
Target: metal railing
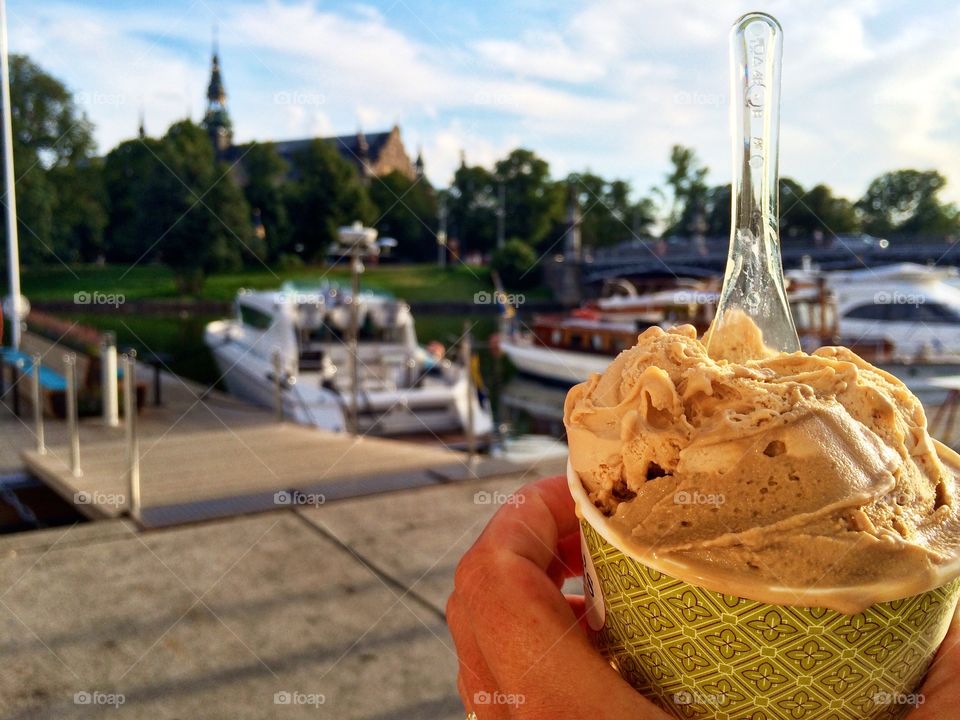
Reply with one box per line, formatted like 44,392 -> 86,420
122,351 -> 140,519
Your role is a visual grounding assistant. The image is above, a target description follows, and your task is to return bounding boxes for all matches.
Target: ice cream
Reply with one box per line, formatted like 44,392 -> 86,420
564,323 -> 960,613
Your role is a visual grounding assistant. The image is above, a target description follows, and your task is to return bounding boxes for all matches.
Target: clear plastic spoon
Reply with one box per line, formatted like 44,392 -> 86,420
706,12 -> 800,358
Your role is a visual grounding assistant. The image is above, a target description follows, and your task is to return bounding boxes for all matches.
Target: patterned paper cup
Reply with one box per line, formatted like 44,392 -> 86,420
569,464 -> 960,720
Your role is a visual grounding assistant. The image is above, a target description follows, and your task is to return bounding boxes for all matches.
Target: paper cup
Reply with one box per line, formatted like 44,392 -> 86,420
569,463 -> 960,719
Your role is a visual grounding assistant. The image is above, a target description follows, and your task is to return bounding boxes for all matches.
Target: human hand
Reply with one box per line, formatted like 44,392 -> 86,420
447,475 -> 670,719
910,607 -> 960,717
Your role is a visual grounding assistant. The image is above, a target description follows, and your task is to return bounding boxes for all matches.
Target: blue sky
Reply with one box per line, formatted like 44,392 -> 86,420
9,0 -> 960,203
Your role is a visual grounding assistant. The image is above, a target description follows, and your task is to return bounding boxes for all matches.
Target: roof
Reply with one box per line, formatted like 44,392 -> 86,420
273,131 -> 393,166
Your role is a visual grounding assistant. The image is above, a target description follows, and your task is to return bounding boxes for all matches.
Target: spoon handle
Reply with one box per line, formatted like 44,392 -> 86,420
708,12 -> 800,355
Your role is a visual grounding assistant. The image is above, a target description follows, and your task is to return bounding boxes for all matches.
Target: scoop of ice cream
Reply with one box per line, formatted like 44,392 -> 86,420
564,324 -> 960,612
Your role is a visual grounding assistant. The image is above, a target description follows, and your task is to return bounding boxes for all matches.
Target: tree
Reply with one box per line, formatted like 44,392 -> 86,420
857,170 -> 959,237
494,148 -> 564,246
49,160 -> 107,262
563,173 -> 656,248
704,184 -> 731,237
368,171 -> 438,262
491,238 -> 539,289
448,162 -> 497,257
779,178 -> 857,239
153,121 -> 253,291
660,145 -> 709,236
0,55 -> 100,266
286,139 -> 376,259
103,137 -> 167,263
238,142 -> 291,261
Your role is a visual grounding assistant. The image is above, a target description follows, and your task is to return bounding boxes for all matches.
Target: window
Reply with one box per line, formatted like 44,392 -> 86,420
916,303 -> 960,325
843,303 -> 888,321
239,304 -> 274,330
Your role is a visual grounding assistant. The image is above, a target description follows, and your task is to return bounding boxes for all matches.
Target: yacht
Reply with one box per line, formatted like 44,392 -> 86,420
501,264 -> 960,404
205,284 -> 493,438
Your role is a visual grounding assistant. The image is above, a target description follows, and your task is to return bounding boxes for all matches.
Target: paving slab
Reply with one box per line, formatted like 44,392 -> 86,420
0,510 -> 466,719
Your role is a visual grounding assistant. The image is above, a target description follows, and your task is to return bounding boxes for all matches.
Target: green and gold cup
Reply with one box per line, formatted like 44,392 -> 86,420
569,463 -> 960,720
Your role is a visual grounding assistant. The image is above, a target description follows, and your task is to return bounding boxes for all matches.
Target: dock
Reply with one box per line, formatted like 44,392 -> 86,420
0,330 -> 561,718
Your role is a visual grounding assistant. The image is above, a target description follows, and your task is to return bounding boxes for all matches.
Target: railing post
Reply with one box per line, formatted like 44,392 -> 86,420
462,322 -> 476,459
31,353 -> 44,454
101,331 -> 119,427
64,353 -> 81,478
123,352 -> 140,518
272,349 -> 284,422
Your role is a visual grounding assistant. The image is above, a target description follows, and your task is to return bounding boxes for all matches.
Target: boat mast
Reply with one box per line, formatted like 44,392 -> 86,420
0,0 -> 20,349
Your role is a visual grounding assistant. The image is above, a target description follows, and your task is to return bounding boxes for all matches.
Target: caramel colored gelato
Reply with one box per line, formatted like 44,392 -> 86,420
564,323 -> 960,613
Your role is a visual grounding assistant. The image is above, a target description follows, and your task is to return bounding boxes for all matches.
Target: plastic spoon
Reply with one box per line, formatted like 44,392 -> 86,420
706,12 -> 800,358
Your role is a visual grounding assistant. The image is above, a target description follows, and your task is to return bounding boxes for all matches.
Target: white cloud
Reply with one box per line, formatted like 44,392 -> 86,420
8,0 -> 960,207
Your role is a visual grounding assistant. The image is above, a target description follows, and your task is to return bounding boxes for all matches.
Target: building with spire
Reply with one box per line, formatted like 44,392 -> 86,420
200,42 -> 418,181
202,38 -> 233,158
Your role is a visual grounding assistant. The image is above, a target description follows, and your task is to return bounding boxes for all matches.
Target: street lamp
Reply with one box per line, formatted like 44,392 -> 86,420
335,222 -> 378,434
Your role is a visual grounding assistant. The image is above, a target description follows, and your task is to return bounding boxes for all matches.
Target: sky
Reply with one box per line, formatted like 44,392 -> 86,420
9,0 -> 960,203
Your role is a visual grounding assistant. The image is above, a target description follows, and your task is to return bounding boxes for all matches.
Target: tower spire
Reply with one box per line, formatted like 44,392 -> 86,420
202,25 -> 232,158
414,145 -> 425,180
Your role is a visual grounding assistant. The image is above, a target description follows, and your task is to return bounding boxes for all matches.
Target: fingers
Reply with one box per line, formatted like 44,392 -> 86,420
447,580 -> 503,718
911,605 -> 960,718
473,475 -> 579,573
453,476 -> 671,719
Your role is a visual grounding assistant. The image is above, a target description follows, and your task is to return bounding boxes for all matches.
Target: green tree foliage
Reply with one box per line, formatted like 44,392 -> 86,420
491,237 -> 539,289
661,144 -> 709,236
448,162 -> 497,256
237,142 -> 290,260
155,121 -> 255,291
368,171 -> 438,261
103,137 -> 167,263
857,170 -> 960,237
286,139 -> 376,259
1,55 -> 100,266
494,148 -> 564,245
779,178 -> 858,239
564,173 -> 656,248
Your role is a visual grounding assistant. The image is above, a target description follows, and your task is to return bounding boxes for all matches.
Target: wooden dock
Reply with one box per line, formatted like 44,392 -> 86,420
19,422 -> 508,529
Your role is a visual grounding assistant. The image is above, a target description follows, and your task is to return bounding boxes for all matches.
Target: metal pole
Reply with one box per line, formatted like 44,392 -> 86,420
348,247 -> 361,434
272,348 -> 283,422
123,352 -> 140,517
462,322 -> 476,458
0,0 -> 21,350
101,332 -> 119,427
64,353 -> 81,478
31,353 -> 43,454
496,182 -> 505,249
437,195 -> 448,269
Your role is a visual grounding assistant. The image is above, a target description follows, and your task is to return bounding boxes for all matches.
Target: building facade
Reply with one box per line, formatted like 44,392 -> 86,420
200,48 -> 422,182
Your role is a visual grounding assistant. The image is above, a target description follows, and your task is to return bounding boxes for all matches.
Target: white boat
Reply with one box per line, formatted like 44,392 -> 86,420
205,284 -> 493,438
502,264 -> 960,404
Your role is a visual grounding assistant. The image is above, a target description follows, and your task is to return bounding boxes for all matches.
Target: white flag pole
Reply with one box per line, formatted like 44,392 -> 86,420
0,0 -> 21,349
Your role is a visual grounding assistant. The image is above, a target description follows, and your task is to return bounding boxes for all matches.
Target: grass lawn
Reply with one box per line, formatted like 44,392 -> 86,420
17,262 -> 530,304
